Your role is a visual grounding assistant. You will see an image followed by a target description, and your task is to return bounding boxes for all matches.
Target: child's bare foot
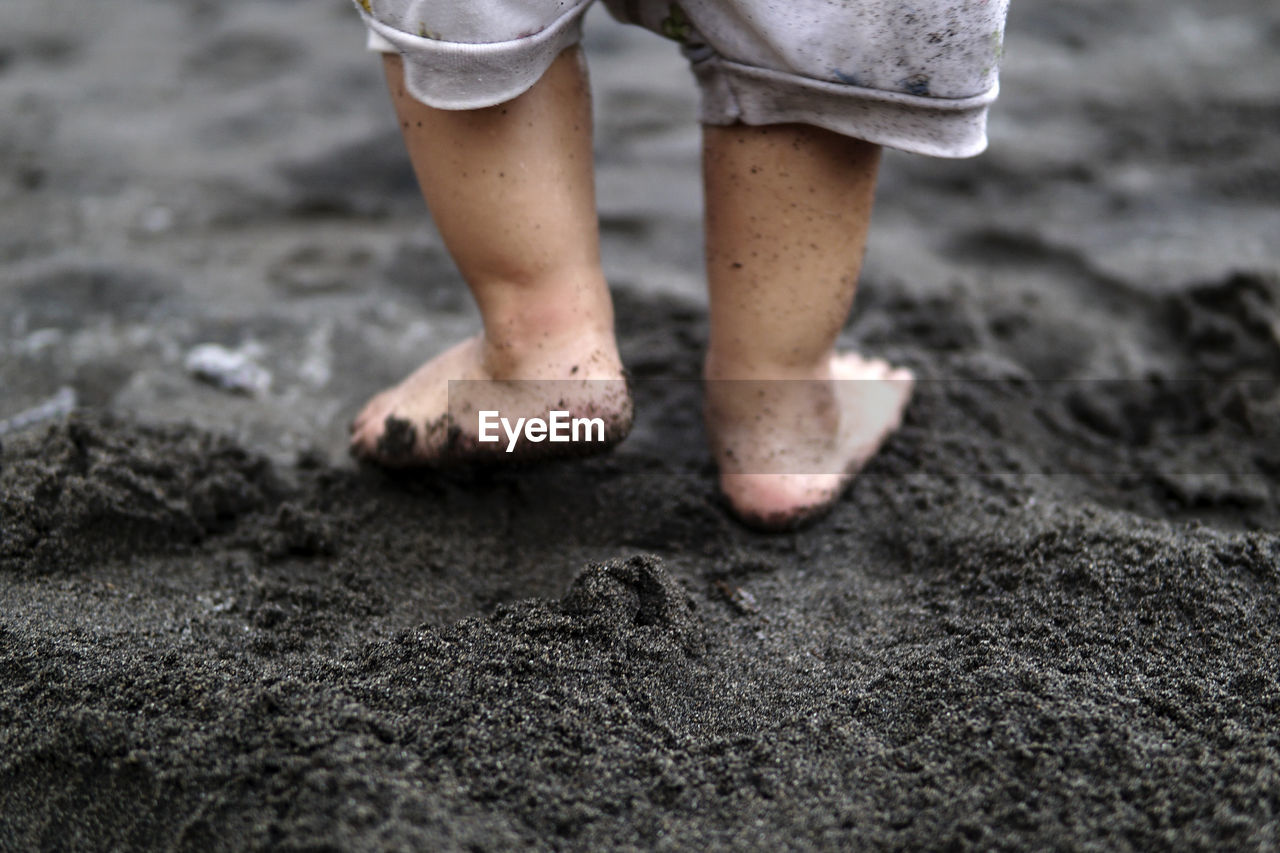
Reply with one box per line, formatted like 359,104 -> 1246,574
705,352 -> 914,531
349,332 -> 632,467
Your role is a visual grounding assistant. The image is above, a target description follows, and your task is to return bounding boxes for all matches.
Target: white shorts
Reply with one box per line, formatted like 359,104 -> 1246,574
355,0 -> 1008,157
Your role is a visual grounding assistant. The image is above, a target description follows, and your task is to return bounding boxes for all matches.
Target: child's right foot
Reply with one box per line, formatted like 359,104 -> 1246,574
704,352 -> 914,531
349,332 -> 632,467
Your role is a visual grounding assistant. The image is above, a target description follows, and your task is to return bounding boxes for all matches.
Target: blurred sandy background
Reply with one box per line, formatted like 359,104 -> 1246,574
3,0 -> 1276,457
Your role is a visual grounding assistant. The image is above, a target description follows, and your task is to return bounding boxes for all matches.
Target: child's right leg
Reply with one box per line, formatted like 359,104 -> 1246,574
701,123 -> 913,530
600,0 -> 1007,528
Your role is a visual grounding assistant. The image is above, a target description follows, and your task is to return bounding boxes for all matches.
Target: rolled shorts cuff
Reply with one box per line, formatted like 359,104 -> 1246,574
359,0 -> 591,110
690,56 -> 999,159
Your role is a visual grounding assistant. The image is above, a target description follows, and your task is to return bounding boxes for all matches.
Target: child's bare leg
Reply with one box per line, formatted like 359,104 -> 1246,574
702,123 -> 914,529
350,50 -> 630,465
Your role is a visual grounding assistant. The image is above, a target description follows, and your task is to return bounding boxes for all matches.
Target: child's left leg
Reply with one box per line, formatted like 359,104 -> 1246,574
350,49 -> 631,465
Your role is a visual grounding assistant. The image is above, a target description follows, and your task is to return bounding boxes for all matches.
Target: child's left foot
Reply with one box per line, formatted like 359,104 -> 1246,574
349,331 -> 632,467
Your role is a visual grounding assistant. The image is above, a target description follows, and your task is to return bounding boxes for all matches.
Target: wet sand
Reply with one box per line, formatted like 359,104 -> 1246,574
2,0 -> 1280,849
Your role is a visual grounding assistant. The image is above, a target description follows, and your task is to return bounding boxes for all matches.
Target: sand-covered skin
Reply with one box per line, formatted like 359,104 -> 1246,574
3,0 -> 1280,848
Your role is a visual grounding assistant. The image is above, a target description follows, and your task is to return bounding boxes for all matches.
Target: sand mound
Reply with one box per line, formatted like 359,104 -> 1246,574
2,392 -> 1278,850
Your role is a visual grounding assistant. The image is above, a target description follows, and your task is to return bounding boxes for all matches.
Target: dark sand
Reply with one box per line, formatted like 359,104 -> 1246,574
3,0 -> 1280,849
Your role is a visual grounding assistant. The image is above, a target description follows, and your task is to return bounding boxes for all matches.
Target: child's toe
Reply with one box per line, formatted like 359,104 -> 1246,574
348,421 -> 380,459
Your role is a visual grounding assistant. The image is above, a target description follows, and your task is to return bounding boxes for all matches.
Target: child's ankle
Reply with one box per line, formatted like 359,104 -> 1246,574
481,326 -> 621,380
704,349 -> 834,383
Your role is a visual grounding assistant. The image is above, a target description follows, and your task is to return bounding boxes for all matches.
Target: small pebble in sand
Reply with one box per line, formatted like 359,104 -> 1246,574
714,580 -> 761,615
185,343 -> 272,396
0,386 -> 78,436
